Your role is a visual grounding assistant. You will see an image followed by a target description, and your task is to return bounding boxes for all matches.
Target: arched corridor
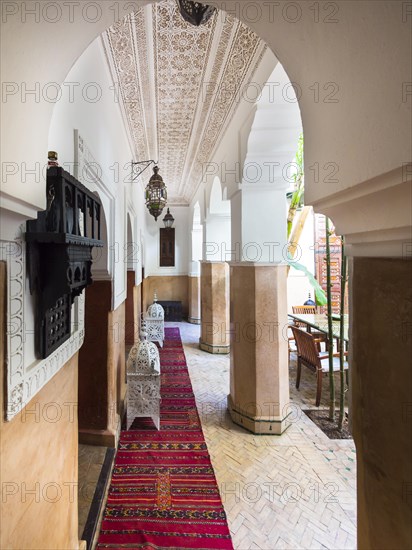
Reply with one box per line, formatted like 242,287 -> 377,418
1,1 -> 411,549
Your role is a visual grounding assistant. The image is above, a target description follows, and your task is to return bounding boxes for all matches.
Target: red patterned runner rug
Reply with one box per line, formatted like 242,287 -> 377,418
96,327 -> 234,550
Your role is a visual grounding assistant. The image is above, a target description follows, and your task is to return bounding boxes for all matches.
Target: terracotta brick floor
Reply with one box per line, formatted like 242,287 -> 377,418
80,322 -> 357,549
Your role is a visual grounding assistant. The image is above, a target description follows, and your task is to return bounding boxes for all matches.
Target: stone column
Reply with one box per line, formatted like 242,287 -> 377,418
351,257 -> 412,549
78,281 -> 125,447
228,176 -> 292,437
228,63 -> 301,434
228,263 -> 290,434
188,261 -> 201,324
199,261 -> 230,354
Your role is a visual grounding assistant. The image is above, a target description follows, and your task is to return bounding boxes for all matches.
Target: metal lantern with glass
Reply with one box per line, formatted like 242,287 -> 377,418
177,0 -> 216,26
162,208 -> 175,229
145,166 -> 167,221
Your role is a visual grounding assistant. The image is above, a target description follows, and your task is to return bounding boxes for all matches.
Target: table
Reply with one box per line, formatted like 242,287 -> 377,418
288,313 -> 349,343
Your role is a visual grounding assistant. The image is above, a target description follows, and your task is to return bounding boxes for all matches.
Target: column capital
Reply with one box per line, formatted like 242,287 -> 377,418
205,211 -> 231,220
229,261 -> 287,269
200,260 -> 228,265
240,180 -> 290,191
189,260 -> 200,277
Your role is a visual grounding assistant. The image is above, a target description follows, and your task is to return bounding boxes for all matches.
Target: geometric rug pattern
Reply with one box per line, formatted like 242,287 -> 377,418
96,327 -> 234,549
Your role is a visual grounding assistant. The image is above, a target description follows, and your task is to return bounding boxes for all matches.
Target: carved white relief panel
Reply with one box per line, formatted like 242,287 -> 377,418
103,0 -> 267,205
1,228 -> 85,421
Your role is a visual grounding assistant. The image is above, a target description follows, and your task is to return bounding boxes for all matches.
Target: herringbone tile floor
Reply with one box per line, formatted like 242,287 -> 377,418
175,322 -> 357,550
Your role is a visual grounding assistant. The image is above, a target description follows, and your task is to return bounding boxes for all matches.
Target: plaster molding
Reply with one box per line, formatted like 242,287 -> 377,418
100,33 -> 138,165
240,180 -> 290,191
206,212 -> 231,221
127,199 -> 137,219
311,166 -> 412,258
92,270 -> 113,282
144,271 -> 188,277
311,165 -> 411,209
1,229 -> 85,421
0,192 -> 43,220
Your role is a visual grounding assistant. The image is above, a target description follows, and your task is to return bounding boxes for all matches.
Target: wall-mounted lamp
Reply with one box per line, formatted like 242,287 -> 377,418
131,160 -> 168,222
145,167 -> 167,222
162,208 -> 175,229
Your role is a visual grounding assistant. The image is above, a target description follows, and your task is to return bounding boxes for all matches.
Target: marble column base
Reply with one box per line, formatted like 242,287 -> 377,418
79,413 -> 120,448
199,338 -> 230,354
228,395 -> 291,435
188,316 -> 201,325
188,275 -> 201,326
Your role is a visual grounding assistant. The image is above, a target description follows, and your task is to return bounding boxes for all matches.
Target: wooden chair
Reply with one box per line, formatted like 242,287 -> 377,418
292,304 -> 317,317
291,326 -> 348,407
292,305 -> 328,351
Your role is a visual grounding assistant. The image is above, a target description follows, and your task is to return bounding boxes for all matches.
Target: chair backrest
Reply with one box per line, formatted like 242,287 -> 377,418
292,305 -> 316,314
291,326 -> 321,369
292,305 -> 316,328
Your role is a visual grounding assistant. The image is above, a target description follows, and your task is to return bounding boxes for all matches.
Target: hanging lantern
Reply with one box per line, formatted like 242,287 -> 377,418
145,166 -> 167,221
162,208 -> 175,229
177,0 -> 216,26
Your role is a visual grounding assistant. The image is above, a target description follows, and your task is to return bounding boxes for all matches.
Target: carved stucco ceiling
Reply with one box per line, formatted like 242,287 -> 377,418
103,0 -> 267,205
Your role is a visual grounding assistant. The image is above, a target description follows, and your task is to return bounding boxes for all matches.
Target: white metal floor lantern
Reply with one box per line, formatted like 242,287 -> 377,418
126,322 -> 161,430
144,291 -> 165,348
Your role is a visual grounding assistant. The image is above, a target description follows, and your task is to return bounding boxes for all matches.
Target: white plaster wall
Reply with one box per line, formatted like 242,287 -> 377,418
204,215 -> 232,262
130,179 -> 150,286
209,177 -> 232,215
48,37 -> 136,310
240,187 -> 287,263
287,210 -> 317,310
144,206 -> 190,277
230,192 -> 242,263
203,177 -> 232,261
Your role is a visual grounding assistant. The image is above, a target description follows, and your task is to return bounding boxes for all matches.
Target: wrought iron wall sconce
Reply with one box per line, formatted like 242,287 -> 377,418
131,159 -> 158,181
26,166 -> 103,358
